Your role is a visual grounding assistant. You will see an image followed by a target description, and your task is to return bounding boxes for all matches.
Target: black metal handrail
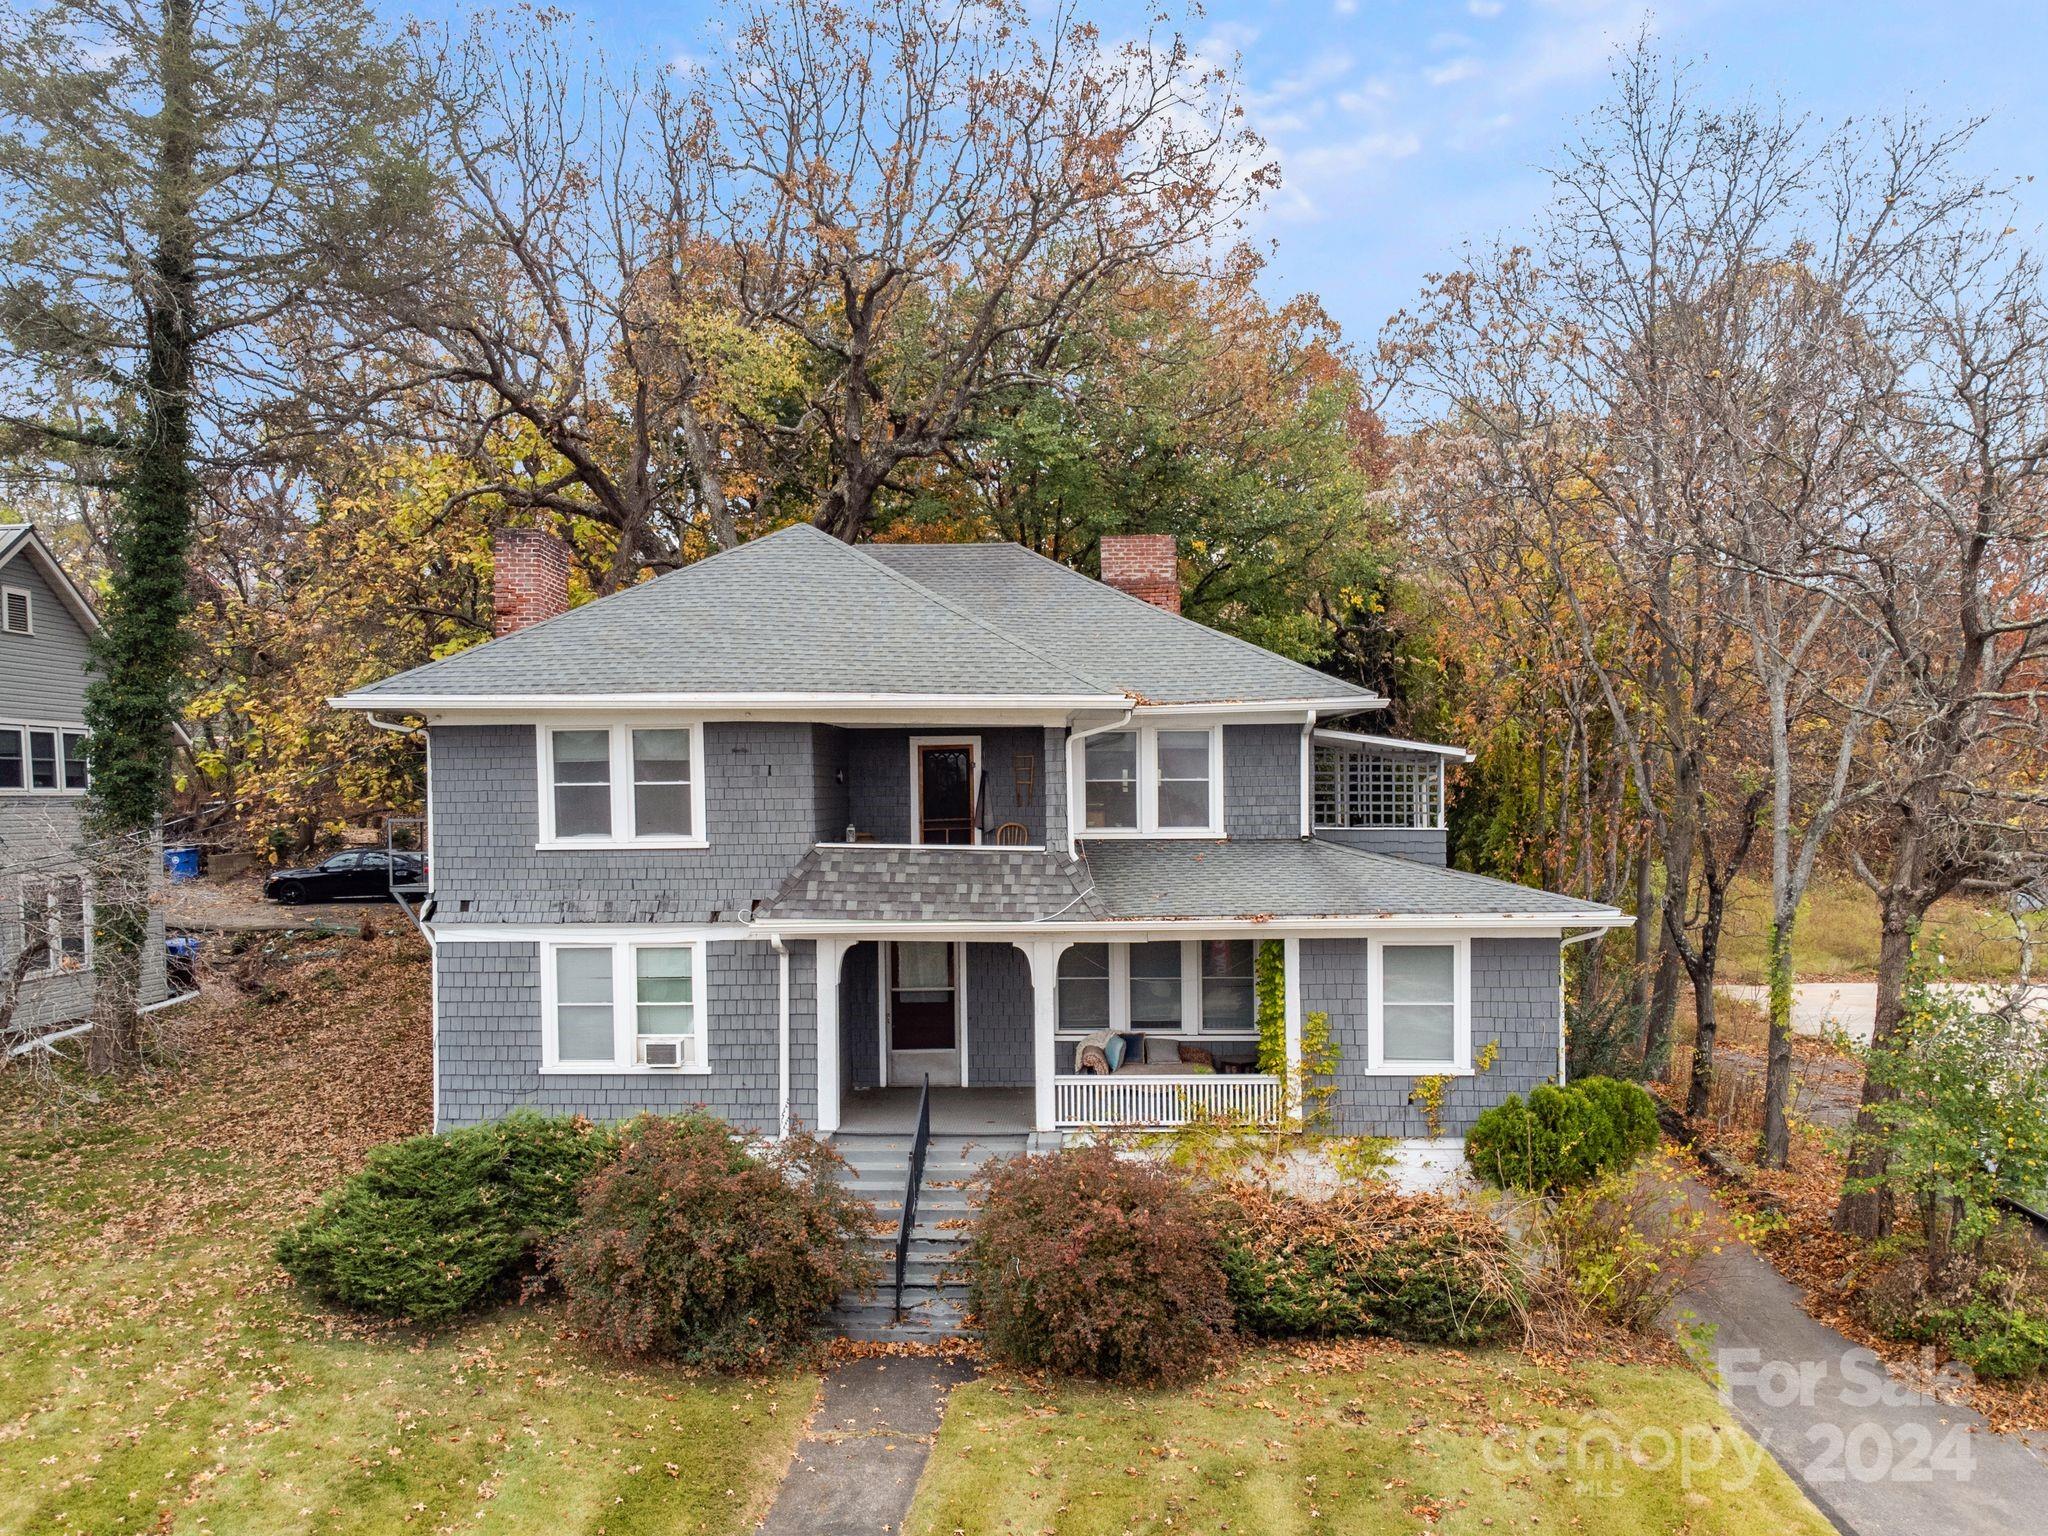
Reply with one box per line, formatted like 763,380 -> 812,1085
892,1073 -> 932,1322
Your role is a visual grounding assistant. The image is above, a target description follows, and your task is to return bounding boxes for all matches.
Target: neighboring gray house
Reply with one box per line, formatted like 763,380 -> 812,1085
0,523 -> 167,1042
337,525 -> 1625,1151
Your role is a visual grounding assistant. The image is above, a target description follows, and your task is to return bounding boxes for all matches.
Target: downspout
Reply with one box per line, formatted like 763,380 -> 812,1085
1557,926 -> 1608,1086
769,932 -> 791,1138
1299,710 -> 1318,838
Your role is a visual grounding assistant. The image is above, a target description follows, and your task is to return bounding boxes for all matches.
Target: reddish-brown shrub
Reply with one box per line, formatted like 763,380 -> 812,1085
550,1114 -> 873,1369
966,1147 -> 1233,1384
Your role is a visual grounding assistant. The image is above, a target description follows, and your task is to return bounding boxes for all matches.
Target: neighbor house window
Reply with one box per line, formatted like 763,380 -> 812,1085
544,937 -> 707,1072
539,723 -> 706,847
1368,939 -> 1469,1074
20,876 -> 88,974
1056,944 -> 1111,1032
1198,940 -> 1255,1033
0,724 -> 85,795
1074,725 -> 1219,837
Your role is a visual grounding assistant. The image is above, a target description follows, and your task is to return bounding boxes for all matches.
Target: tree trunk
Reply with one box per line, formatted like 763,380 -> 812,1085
1834,898 -> 1917,1237
1759,913 -> 1796,1167
83,0 -> 199,1075
1685,966 -> 1719,1118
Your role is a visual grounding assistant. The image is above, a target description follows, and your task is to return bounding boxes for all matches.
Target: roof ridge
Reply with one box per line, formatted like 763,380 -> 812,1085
830,531 -> 1117,696
932,539 -> 1384,707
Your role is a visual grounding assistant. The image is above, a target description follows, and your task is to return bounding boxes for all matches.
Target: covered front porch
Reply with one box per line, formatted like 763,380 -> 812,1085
812,933 -> 1302,1138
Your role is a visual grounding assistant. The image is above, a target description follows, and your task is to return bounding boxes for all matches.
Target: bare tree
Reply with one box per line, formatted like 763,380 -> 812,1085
1829,215 -> 2048,1237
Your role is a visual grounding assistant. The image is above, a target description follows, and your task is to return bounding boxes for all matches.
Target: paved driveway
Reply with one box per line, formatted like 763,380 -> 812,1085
1718,981 -> 2048,1046
1673,1184 -> 2048,1535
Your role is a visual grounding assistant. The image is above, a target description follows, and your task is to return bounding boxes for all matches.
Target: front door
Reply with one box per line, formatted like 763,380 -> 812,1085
888,941 -> 960,1085
916,743 -> 976,844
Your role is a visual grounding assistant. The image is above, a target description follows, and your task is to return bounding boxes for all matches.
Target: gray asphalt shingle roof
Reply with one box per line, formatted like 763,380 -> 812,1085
351,525 -> 1109,702
1081,838 -> 1620,921
864,542 -> 1382,706
761,845 -> 1105,923
346,524 -> 1382,707
756,837 -> 1618,924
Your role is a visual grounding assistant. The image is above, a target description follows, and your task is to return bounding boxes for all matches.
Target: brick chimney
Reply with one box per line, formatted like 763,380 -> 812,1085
492,526 -> 571,637
1098,533 -> 1180,614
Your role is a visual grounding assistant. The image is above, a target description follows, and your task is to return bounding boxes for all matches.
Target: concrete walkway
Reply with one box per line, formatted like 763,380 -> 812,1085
1674,1185 -> 2048,1534
756,1356 -> 973,1535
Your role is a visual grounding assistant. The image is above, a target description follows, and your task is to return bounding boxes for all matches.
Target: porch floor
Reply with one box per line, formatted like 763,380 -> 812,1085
837,1086 -> 1034,1136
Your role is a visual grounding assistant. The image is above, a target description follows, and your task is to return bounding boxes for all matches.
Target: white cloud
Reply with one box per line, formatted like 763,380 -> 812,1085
1334,0 -> 1358,13
1467,0 -> 1506,16
1425,57 -> 1484,86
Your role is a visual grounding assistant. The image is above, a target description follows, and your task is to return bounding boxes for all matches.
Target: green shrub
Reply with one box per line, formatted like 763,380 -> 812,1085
967,1148 -> 1233,1385
1542,1154 -> 1706,1331
276,1112 -> 616,1325
1219,1184 -> 1522,1345
1464,1077 -> 1660,1193
550,1114 -> 872,1369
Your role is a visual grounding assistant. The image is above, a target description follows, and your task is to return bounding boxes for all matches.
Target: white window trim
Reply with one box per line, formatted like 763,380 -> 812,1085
1068,724 -> 1223,840
1053,939 -> 1260,1040
0,720 -> 87,797
535,720 -> 708,851
1,585 -> 30,636
1364,935 -> 1472,1076
906,735 -> 982,846
539,935 -> 710,1075
18,874 -> 92,976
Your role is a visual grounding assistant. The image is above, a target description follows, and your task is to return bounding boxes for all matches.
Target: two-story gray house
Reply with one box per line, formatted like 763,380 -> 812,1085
0,522 -> 167,1043
336,526 -> 1624,1155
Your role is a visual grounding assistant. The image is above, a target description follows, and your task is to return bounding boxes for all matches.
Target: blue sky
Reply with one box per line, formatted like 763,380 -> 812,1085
397,1 -> 2048,349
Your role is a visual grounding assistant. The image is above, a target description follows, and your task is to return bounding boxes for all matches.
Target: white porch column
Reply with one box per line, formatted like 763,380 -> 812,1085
816,938 -> 846,1136
1282,936 -> 1303,1128
1024,940 -> 1064,1134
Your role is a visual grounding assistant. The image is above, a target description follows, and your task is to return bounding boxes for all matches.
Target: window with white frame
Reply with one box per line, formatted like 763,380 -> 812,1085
2,586 -> 29,635
539,723 -> 705,847
1076,725 -> 1219,835
19,875 -> 88,974
543,938 -> 706,1071
0,724 -> 86,795
1053,940 -> 1262,1038
1367,938 -> 1470,1074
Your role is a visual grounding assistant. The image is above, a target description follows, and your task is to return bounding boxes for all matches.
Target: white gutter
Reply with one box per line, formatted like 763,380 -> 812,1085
768,932 -> 791,1138
1313,728 -> 1474,762
749,912 -> 1634,939
331,689 -> 1131,713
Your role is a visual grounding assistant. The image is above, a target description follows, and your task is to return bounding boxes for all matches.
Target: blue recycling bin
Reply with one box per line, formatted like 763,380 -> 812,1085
164,845 -> 201,883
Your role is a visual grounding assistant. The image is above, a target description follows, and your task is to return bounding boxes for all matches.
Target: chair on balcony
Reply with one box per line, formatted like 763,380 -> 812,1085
992,822 -> 1031,845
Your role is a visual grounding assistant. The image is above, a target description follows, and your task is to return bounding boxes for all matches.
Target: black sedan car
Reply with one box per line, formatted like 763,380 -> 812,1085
264,849 -> 427,904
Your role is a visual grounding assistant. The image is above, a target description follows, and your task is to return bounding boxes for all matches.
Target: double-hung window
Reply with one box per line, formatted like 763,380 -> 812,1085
1366,938 -> 1470,1074
1052,940 -> 1262,1038
0,724 -> 86,795
19,876 -> 88,974
538,723 -> 705,848
543,937 -> 707,1072
1076,725 -> 1219,836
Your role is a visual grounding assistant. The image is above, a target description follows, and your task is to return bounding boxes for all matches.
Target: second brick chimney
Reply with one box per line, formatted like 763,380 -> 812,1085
1098,533 -> 1181,614
493,526 -> 571,637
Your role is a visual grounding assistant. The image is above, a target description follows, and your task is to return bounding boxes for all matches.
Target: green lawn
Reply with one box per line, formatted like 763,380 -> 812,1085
0,934 -> 814,1535
1715,876 -> 2042,984
906,1346 -> 1832,1536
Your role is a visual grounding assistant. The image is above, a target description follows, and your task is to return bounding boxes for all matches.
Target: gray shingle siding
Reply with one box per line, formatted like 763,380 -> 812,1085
811,726 -> 849,839
1223,724 -> 1301,838
842,726 -> 1048,844
1314,827 -> 1449,866
1044,727 -> 1069,853
0,554 -> 92,721
428,722 -> 825,923
966,942 -> 1033,1086
436,937 -> 814,1134
1303,935 -> 1561,1138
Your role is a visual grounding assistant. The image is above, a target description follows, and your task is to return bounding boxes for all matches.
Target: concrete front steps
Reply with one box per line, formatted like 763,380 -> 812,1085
823,1131 -> 1025,1342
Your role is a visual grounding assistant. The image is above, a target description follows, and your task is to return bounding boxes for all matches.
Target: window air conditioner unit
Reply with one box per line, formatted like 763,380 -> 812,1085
638,1037 -> 687,1069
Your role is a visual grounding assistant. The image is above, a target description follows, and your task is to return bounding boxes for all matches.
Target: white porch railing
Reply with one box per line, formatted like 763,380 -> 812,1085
1053,1074 -> 1284,1129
